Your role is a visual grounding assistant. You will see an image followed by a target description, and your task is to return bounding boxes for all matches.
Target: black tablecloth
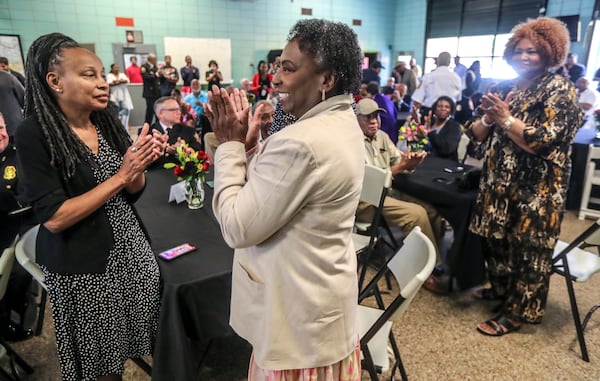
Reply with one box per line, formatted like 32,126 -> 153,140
135,168 -> 234,380
393,156 -> 485,289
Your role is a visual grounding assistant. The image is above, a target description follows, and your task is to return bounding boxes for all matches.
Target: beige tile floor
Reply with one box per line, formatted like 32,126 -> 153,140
8,211 -> 600,380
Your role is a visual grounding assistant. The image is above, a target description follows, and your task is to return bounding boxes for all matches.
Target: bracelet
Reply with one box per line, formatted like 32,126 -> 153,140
502,116 -> 516,131
480,115 -> 493,128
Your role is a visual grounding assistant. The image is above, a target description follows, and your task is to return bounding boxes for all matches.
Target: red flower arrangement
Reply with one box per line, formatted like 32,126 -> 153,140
398,120 -> 429,152
164,141 -> 212,183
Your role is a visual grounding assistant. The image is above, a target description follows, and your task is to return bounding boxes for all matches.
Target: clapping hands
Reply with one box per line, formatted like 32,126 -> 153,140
206,85 -> 261,151
119,124 -> 167,184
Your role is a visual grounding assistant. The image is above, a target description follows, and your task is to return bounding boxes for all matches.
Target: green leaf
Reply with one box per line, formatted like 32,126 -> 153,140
163,163 -> 176,169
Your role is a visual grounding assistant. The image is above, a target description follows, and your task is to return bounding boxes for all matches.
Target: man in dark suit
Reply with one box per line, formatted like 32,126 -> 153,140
149,97 -> 202,165
141,54 -> 160,124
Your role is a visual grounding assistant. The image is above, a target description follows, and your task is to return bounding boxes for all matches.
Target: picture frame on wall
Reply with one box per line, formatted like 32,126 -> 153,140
0,34 -> 25,74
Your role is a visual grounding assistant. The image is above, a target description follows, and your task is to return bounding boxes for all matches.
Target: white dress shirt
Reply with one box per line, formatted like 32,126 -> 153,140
412,66 -> 462,107
579,88 -> 600,119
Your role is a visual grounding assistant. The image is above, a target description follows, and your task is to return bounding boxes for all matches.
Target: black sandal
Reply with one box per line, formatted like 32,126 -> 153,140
472,287 -> 504,301
476,315 -> 521,337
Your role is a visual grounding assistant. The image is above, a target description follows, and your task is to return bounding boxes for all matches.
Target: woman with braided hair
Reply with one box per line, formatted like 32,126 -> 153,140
15,33 -> 167,380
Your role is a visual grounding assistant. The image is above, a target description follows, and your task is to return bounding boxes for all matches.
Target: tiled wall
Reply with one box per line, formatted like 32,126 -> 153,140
392,1 -> 428,69
0,0 -> 595,83
0,0 -> 400,85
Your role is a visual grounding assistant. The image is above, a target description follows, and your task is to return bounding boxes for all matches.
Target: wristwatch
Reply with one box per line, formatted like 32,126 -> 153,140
502,116 -> 515,131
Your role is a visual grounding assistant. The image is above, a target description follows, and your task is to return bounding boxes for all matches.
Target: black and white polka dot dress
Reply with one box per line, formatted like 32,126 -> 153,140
42,131 -> 161,381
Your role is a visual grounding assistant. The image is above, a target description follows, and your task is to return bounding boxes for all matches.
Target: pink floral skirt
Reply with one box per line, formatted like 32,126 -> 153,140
247,342 -> 361,381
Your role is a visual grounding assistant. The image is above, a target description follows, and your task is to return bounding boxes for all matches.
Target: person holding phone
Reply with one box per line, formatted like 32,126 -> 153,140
205,59 -> 223,89
251,60 -> 273,100
466,18 -> 582,337
16,33 -> 167,380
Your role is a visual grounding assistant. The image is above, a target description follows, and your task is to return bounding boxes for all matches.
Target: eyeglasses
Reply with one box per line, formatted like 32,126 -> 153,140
162,108 -> 181,112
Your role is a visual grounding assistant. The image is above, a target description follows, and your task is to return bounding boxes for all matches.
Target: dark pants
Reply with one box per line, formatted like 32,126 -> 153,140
483,237 -> 553,324
198,115 -> 212,151
144,97 -> 158,124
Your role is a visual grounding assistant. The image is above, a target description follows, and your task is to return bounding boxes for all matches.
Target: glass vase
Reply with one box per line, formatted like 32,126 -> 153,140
397,139 -> 407,153
185,177 -> 204,209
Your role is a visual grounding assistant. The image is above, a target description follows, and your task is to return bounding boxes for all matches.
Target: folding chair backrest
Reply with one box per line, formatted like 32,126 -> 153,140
387,227 -> 437,320
360,164 -> 392,207
579,146 -> 600,220
357,227 -> 436,378
15,225 -> 46,291
0,238 -> 18,301
457,133 -> 470,163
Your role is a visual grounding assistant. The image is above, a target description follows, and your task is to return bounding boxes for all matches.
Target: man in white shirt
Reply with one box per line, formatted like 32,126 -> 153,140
576,77 -> 600,123
412,52 -> 462,114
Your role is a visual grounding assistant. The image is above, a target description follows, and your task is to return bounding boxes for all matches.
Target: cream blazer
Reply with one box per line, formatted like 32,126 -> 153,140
213,94 -> 364,370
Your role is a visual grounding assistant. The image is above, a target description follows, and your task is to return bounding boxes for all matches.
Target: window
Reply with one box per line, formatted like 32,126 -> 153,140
425,0 -> 542,80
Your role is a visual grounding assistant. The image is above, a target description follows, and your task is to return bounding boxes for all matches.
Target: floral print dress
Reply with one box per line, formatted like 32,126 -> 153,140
468,72 -> 582,249
466,72 -> 583,323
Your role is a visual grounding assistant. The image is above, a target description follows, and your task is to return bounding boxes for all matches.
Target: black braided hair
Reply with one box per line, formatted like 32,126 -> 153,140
287,19 -> 362,96
24,33 -> 131,181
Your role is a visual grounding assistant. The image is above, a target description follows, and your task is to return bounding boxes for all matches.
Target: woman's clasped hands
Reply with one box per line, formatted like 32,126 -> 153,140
119,123 -> 167,183
480,92 -> 513,126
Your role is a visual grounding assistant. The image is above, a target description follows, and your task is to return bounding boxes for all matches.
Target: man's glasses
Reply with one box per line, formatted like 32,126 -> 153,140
162,108 -> 181,112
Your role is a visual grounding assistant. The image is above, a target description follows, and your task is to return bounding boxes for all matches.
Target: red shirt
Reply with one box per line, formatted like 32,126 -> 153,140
126,64 -> 143,83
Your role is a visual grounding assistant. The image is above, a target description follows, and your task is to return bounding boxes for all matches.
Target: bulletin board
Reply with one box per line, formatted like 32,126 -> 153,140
0,34 -> 24,74
163,37 -> 232,85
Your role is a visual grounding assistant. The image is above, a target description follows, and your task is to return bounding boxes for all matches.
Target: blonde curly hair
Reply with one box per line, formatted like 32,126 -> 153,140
503,17 -> 570,69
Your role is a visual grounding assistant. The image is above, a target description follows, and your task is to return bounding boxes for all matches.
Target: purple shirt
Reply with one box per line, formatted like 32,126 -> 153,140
373,93 -> 399,144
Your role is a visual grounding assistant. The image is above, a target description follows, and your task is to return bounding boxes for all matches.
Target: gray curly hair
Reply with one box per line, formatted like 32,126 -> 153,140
287,19 -> 362,95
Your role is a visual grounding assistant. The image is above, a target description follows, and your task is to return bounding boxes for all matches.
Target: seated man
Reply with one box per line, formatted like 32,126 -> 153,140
355,99 -> 446,293
365,82 -> 398,144
183,79 -> 208,121
148,96 -> 202,164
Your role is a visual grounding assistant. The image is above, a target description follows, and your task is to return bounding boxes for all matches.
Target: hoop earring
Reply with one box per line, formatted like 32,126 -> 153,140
321,88 -> 325,101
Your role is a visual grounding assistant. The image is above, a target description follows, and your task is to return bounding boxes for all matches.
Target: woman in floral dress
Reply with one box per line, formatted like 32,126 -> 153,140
466,17 -> 583,336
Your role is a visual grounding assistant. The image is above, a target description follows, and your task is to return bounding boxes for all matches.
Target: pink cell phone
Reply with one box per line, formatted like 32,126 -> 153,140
158,243 -> 196,261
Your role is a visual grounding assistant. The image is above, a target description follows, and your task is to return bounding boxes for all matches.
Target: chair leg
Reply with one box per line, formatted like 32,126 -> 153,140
582,303 -> 600,331
357,248 -> 372,292
563,276 -> 590,361
131,358 -> 152,375
360,344 -> 380,380
388,331 -> 408,381
35,289 -> 47,337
